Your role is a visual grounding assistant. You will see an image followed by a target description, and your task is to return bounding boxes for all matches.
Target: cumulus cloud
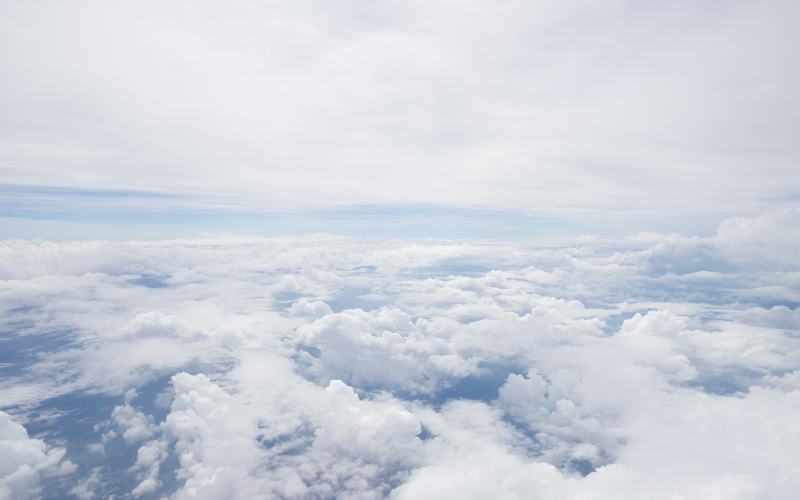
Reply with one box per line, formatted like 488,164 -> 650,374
288,299 -> 334,318
618,310 -> 687,337
111,404 -> 159,444
0,210 -> 798,498
0,411 -> 75,500
129,311 -> 209,340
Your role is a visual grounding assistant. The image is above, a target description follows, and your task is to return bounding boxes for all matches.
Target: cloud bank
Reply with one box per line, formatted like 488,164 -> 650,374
0,209 -> 798,498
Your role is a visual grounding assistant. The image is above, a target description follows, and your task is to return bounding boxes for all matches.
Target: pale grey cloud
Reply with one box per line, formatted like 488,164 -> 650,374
0,0 -> 797,229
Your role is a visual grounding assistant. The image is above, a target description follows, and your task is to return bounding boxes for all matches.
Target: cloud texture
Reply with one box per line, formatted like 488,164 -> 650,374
1,0 -> 798,228
0,209 -> 799,498
0,411 -> 74,500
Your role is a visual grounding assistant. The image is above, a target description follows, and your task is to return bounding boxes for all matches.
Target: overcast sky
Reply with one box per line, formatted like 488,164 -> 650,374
1,0 -> 798,238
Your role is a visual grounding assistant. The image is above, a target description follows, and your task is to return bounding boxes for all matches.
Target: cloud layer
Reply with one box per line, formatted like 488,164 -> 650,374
1,0 -> 798,228
0,209 -> 798,498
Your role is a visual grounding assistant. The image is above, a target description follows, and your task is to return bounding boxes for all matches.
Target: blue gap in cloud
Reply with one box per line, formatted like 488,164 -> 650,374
325,286 -> 391,313
432,362 -> 519,404
687,367 -> 768,396
22,374 -> 178,500
276,287 -> 392,314
128,275 -> 171,288
415,362 -> 603,478
744,298 -> 800,310
401,265 -> 500,281
0,184 -> 598,240
257,423 -> 315,456
25,391 -> 144,499
17,361 -> 235,499
497,415 -> 601,477
0,329 -> 77,377
601,310 -> 641,336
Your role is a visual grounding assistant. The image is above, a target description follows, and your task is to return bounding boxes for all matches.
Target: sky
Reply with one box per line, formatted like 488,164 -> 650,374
1,0 -> 799,238
1,1 -> 800,500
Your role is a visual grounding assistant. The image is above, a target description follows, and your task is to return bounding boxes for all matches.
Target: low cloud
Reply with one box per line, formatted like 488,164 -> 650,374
0,210 -> 798,498
0,411 -> 75,499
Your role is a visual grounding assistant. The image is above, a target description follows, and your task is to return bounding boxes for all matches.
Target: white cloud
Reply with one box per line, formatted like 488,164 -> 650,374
287,299 -> 333,318
129,311 -> 209,340
131,439 -> 167,497
0,411 -> 75,500
0,210 -> 798,498
618,310 -> 687,337
111,405 -> 159,444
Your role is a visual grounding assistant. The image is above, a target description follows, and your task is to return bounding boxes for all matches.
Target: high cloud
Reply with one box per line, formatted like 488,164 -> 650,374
0,209 -> 799,498
0,0 -> 798,227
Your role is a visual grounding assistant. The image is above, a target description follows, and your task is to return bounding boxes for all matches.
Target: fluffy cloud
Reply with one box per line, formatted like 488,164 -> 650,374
0,210 -> 798,498
0,411 -> 75,500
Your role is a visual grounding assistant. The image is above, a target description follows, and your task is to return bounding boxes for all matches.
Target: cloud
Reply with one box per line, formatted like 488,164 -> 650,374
287,299 -> 333,318
293,306 -> 485,394
131,439 -> 168,497
129,311 -> 209,340
0,411 -> 75,500
142,368 -> 425,499
111,404 -> 159,444
0,1 -> 798,230
0,210 -> 798,498
618,310 -> 687,337
67,467 -> 101,500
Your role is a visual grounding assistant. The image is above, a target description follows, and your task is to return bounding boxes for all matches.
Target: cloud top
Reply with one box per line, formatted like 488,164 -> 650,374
0,211 -> 799,498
